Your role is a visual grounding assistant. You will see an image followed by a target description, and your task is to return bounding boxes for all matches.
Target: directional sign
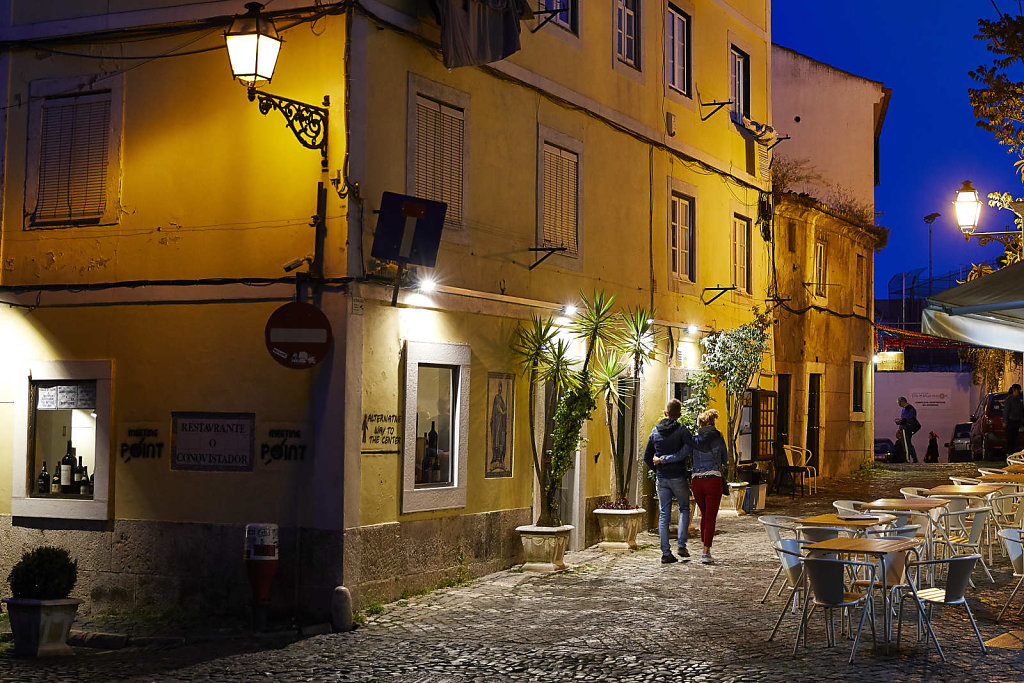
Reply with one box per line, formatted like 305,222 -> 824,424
370,192 -> 447,267
265,301 -> 333,369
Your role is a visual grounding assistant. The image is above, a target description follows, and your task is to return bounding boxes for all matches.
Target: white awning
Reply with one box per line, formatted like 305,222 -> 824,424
922,260 -> 1024,352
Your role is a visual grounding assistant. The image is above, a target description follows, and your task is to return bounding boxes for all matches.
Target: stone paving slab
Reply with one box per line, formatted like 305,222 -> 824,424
4,462 -> 1024,681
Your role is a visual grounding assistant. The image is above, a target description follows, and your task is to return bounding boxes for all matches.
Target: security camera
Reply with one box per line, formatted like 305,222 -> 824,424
283,255 -> 312,273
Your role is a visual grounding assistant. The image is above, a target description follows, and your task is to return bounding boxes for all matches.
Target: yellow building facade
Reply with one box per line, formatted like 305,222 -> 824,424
0,0 -> 772,618
771,46 -> 889,479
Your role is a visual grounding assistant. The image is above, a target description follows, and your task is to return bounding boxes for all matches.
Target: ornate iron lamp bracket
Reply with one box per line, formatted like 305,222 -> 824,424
249,87 -> 329,170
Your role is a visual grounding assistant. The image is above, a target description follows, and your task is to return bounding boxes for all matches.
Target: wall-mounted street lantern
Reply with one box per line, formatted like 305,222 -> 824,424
225,2 -> 328,171
952,180 -> 1024,259
953,180 -> 982,235
225,2 -> 282,88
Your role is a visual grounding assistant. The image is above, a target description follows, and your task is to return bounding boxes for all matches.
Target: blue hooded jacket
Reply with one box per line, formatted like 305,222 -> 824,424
690,425 -> 728,475
642,418 -> 695,479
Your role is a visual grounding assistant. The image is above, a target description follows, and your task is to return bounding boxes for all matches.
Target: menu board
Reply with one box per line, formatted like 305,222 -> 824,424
37,386 -> 58,409
36,382 -> 97,410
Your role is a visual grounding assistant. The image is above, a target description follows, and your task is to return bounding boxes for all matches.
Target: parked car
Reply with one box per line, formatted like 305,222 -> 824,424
946,422 -> 972,462
970,392 -> 1008,460
874,437 -> 895,462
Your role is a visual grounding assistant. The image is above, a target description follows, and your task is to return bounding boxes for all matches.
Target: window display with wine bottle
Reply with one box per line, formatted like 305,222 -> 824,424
414,366 -> 456,488
29,380 -> 97,500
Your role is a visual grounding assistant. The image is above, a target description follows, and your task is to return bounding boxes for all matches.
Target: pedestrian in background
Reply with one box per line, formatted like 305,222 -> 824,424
690,408 -> 728,565
1006,384 -> 1023,457
895,397 -> 920,463
645,399 -> 696,564
925,431 -> 939,463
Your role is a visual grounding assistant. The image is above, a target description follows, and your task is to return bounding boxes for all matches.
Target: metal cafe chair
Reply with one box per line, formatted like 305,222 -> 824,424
759,515 -> 802,603
768,539 -> 810,642
832,500 -> 866,516
896,555 -> 988,662
939,508 -> 995,584
778,445 -> 812,496
997,529 -> 1024,621
797,525 -> 850,544
867,508 -> 911,528
989,493 -> 1024,559
794,556 -> 877,664
861,526 -> 921,621
989,492 -> 1024,531
785,445 -> 818,493
900,487 -> 929,499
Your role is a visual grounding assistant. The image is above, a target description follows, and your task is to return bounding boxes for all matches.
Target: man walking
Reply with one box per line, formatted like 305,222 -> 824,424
895,397 -> 920,463
644,399 -> 696,564
1005,384 -> 1023,457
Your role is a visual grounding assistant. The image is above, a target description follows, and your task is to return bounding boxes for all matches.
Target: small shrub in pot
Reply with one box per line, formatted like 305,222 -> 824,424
8,546 -> 78,600
4,546 -> 81,657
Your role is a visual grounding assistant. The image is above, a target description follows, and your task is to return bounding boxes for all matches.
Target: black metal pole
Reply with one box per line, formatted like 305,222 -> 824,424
923,213 -> 941,297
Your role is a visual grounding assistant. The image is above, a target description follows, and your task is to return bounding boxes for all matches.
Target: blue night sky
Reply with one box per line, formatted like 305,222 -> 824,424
772,1 -> 1020,299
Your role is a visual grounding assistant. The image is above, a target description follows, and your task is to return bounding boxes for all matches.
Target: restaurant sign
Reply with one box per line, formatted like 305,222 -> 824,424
170,412 -> 255,472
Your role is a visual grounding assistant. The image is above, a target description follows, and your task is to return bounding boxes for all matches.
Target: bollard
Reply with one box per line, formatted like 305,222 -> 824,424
331,586 -> 353,632
244,523 -> 279,631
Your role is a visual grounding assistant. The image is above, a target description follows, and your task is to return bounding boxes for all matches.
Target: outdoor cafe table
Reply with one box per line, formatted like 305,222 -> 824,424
855,499 -> 949,565
976,473 -> 1024,486
805,536 -> 922,648
798,513 -> 896,533
923,484 -> 1003,497
854,499 -> 950,512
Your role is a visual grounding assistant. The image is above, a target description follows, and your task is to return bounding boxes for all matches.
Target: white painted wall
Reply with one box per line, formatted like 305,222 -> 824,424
874,372 -> 984,460
771,45 -> 887,209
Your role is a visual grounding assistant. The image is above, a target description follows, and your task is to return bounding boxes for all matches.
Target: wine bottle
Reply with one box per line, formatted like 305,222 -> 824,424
428,421 -> 439,482
37,461 -> 48,496
74,455 -> 84,489
79,464 -> 90,495
60,440 -> 74,494
50,469 -> 61,494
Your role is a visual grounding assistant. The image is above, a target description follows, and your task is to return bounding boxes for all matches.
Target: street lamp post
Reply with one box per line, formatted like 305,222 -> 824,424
225,2 -> 329,282
924,212 -> 940,295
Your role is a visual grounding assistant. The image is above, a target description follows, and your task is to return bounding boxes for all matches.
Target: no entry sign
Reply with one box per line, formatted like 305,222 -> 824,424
265,301 -> 333,369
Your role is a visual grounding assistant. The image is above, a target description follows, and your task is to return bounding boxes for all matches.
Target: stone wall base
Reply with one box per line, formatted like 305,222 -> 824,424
0,507 -> 533,620
0,516 -> 342,624
344,507 -> 531,609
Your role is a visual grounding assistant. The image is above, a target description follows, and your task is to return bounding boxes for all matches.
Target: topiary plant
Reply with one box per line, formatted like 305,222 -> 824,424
7,546 -> 77,600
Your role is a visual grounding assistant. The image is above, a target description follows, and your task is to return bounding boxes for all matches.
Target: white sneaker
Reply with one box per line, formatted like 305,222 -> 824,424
701,554 -> 713,564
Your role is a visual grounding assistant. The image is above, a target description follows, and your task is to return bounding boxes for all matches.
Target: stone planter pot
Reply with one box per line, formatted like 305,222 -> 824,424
2,597 -> 82,657
727,482 -> 749,516
593,507 -> 647,552
515,524 -> 573,572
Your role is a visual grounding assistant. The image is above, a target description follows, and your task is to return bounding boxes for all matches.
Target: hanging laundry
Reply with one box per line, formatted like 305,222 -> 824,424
434,0 -> 532,69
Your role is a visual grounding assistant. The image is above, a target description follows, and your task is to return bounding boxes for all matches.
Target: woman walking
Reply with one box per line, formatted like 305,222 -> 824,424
690,408 -> 728,564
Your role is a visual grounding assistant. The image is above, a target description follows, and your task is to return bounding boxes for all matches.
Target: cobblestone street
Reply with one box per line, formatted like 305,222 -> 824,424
6,462 -> 1024,682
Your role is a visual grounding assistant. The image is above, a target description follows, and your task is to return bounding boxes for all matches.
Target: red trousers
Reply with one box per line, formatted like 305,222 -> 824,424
691,476 -> 722,548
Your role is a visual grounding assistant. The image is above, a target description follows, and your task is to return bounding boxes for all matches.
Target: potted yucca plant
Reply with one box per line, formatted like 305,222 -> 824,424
510,292 -> 615,571
592,306 -> 662,550
3,546 -> 81,656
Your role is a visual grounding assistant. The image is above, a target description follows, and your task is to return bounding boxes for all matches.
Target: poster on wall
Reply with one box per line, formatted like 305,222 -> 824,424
485,373 -> 514,478
170,412 -> 255,472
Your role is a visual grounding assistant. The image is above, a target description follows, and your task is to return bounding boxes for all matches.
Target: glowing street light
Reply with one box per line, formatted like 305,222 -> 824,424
225,3 -> 282,91
418,275 -> 437,293
953,180 -> 982,236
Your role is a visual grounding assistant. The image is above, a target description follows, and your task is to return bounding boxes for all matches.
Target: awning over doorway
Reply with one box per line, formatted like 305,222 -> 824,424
922,260 -> 1024,352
